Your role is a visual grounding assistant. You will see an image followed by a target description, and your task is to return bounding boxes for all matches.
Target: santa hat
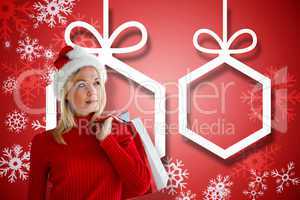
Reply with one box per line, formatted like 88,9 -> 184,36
53,45 -> 107,101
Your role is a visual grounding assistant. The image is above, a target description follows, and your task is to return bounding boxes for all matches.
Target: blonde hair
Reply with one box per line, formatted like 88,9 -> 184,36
52,67 -> 107,144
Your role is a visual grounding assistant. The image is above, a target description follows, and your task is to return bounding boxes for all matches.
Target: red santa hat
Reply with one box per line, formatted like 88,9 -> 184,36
53,45 -> 107,101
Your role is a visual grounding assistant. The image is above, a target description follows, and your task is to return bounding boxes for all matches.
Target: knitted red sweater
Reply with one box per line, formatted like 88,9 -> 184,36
27,114 -> 152,200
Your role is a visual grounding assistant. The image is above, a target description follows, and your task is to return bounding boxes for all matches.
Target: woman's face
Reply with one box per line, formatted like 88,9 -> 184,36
66,66 -> 101,116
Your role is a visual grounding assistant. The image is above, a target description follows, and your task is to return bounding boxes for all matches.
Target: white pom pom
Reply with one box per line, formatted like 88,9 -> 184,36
66,45 -> 89,59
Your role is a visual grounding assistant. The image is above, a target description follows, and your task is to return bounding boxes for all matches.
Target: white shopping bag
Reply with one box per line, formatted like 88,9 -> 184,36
118,112 -> 168,190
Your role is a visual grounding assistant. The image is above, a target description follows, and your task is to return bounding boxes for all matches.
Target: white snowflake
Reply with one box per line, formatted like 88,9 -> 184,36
5,110 -> 28,133
43,47 -> 55,60
161,157 -> 189,195
0,144 -> 30,183
16,36 -> 43,61
2,76 -> 17,94
32,119 -> 46,130
203,175 -> 233,200
249,170 -> 269,191
243,185 -> 264,200
30,0 -> 76,28
271,161 -> 300,193
175,190 -> 196,200
243,170 -> 268,200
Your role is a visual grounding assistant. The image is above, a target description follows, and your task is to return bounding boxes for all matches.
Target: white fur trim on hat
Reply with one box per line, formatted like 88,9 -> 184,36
53,46 -> 107,101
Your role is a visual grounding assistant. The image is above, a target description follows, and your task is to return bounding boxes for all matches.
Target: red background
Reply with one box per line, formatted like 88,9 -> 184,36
0,0 -> 300,199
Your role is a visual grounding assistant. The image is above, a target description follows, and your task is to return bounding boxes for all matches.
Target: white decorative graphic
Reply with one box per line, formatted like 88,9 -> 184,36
0,144 -> 30,183
5,110 -> 28,133
243,170 -> 268,200
32,119 -> 46,130
44,47 -> 55,60
30,0 -> 76,28
243,186 -> 264,200
46,0 -> 166,158
16,36 -> 43,61
203,175 -> 233,200
2,76 -> 17,94
162,157 -> 189,195
178,0 -> 271,159
130,117 -> 168,190
175,190 -> 196,200
248,170 -> 269,191
271,161 -> 300,193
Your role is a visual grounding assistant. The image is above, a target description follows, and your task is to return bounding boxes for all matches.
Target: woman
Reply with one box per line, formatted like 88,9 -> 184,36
28,46 -> 152,200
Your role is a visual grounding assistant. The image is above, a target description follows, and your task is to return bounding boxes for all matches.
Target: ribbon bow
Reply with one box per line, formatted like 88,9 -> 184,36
193,0 -> 257,56
64,0 -> 147,58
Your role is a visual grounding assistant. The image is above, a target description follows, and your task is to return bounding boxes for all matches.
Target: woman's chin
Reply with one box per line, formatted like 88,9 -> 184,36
86,104 -> 99,112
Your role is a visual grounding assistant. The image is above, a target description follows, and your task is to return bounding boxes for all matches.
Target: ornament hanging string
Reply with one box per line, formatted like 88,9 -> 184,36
64,0 -> 147,57
193,0 -> 257,56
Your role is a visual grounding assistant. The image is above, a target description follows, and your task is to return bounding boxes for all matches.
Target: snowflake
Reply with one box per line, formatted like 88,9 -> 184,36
242,170 -> 268,200
240,66 -> 300,123
248,170 -> 269,191
0,1 -> 31,40
161,157 -> 189,195
5,110 -> 28,133
16,36 -> 43,61
271,161 -> 300,193
203,175 -> 233,200
43,47 -> 55,60
2,76 -> 17,94
2,62 -> 47,109
175,190 -> 196,200
30,0 -> 76,29
243,185 -> 264,200
0,144 -> 30,183
32,119 -> 46,130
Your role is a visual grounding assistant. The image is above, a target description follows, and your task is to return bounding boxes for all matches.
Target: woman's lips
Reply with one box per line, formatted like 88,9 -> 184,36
86,100 -> 98,104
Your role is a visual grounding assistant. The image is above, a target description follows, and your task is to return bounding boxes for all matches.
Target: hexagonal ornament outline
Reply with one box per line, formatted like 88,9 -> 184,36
178,55 -> 271,159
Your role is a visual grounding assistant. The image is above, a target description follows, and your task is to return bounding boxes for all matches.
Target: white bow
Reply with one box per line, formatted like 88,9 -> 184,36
64,0 -> 147,58
193,0 -> 257,56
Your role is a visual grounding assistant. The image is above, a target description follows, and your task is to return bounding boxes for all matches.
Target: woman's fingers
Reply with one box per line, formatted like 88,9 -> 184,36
98,117 -> 113,141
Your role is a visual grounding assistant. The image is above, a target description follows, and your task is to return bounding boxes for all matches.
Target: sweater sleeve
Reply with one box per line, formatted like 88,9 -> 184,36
27,134 -> 50,200
99,120 -> 151,198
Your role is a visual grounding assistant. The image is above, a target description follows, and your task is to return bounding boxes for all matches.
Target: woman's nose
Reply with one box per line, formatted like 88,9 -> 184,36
87,84 -> 97,96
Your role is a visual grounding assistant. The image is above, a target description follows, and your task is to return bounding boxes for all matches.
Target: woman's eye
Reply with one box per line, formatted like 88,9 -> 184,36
78,82 -> 86,88
95,81 -> 100,86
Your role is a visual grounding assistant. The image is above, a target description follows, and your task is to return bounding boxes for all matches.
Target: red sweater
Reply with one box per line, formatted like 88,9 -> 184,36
28,114 -> 152,200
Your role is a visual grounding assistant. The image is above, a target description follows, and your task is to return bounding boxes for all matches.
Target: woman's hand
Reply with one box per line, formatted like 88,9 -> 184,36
96,116 -> 113,141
